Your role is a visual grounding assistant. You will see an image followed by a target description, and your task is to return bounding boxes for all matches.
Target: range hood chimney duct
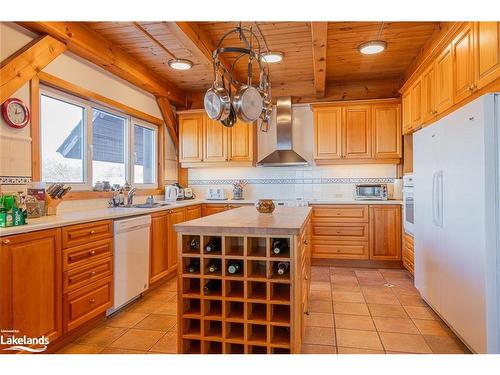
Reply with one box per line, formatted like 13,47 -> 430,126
256,97 -> 308,167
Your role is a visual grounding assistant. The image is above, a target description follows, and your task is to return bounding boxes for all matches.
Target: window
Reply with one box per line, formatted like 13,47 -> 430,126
41,94 -> 86,184
40,87 -> 158,189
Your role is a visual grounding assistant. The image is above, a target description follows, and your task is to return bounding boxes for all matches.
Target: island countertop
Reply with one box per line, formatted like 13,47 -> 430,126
174,206 -> 312,235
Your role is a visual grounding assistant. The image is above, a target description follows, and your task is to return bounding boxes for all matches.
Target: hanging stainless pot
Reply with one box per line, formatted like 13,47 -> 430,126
233,85 -> 263,123
204,71 -> 231,121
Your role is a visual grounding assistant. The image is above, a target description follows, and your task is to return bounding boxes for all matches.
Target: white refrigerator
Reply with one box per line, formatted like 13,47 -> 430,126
414,94 -> 500,354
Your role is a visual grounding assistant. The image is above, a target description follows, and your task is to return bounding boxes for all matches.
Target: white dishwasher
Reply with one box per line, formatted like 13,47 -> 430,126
107,215 -> 151,316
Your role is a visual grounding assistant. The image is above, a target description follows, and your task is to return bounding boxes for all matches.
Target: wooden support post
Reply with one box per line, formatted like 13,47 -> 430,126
311,22 -> 328,98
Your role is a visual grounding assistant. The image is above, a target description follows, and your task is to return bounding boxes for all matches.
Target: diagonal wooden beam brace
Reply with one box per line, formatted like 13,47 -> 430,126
17,22 -> 186,106
1,35 -> 66,104
311,22 -> 328,98
156,96 -> 179,150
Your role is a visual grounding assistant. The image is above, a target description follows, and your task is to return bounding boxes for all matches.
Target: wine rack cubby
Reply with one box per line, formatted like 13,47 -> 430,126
178,231 -> 304,354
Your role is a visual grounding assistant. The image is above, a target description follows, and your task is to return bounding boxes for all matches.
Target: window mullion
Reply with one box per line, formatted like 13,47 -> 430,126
86,104 -> 93,190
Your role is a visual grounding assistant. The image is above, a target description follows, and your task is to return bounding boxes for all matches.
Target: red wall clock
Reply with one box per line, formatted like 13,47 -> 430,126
1,98 -> 31,129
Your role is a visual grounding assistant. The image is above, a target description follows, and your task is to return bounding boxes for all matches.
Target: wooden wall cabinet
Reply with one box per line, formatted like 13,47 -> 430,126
452,23 -> 475,103
179,111 -> 256,167
313,107 -> 343,160
401,22 -> 500,133
1,229 -> 63,345
343,106 -> 372,159
474,22 -> 500,90
312,100 -> 401,164
372,104 -> 401,159
179,112 -> 204,163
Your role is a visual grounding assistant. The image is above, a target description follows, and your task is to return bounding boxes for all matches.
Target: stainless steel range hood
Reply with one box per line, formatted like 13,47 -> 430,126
257,97 -> 308,167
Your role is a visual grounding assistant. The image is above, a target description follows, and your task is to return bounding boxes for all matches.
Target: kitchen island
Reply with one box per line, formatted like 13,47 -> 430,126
174,206 -> 312,354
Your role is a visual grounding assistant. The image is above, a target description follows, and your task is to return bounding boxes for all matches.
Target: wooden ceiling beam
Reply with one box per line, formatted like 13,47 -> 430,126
1,35 -> 66,104
311,22 -> 328,98
17,22 -> 186,106
169,22 -> 245,83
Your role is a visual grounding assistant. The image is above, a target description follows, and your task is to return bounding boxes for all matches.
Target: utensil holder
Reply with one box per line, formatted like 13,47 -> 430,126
45,195 -> 63,216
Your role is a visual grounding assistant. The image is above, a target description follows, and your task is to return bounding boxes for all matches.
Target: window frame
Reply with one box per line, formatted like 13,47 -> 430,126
39,85 -> 159,191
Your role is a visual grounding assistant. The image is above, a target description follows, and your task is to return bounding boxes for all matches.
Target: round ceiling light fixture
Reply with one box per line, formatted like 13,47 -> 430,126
168,58 -> 193,70
260,51 -> 284,63
358,40 -> 387,55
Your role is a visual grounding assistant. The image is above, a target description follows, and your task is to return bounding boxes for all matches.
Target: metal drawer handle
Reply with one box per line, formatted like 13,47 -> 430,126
90,230 -> 96,234
89,250 -> 96,255
89,271 -> 96,277
304,311 -> 310,316
303,239 -> 309,245
304,276 -> 308,281
2,239 -> 10,244
89,299 -> 96,304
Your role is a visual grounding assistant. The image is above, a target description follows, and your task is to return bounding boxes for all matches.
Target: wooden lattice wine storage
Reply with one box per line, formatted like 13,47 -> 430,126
177,227 -> 311,354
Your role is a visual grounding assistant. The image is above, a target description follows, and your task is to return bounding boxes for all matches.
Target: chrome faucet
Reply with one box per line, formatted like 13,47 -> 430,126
145,195 -> 154,206
127,188 -> 137,206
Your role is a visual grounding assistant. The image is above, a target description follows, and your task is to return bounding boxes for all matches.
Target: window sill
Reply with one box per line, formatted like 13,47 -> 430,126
63,188 -> 162,201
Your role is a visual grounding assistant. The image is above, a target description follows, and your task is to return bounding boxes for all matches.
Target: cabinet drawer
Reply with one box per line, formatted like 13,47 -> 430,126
63,238 -> 113,270
312,223 -> 369,241
64,276 -> 113,332
62,220 -> 112,248
312,241 -> 369,259
63,257 -> 113,293
311,205 -> 369,223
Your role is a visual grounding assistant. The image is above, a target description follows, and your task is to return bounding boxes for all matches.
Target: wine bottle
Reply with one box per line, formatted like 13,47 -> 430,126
227,260 -> 243,275
207,260 -> 221,273
189,237 -> 200,251
203,279 -> 221,294
185,260 -> 200,273
272,239 -> 289,255
277,262 -> 289,276
205,237 -> 221,253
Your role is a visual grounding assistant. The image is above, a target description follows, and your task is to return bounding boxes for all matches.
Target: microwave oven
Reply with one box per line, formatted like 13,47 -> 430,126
354,184 -> 388,200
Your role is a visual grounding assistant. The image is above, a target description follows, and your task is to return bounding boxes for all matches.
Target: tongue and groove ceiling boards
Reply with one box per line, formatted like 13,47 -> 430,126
22,21 -> 442,107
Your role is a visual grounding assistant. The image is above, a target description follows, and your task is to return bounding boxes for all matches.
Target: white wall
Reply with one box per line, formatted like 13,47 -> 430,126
189,105 -> 397,201
0,22 -> 177,191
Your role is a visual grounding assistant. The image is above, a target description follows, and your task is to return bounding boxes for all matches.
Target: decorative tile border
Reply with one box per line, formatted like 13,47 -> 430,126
0,176 -> 32,185
189,177 -> 395,186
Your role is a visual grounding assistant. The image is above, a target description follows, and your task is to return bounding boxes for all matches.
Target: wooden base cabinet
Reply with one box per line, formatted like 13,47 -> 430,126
0,229 -> 63,345
310,204 -> 402,263
201,203 -> 251,217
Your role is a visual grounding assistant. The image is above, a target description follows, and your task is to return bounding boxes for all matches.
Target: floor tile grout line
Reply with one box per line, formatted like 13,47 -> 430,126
328,267 -> 339,354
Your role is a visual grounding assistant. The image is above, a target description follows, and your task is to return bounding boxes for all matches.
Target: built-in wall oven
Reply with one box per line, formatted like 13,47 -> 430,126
403,174 -> 414,235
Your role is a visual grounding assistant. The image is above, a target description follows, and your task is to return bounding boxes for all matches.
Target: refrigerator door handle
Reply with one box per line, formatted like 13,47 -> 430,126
437,170 -> 444,227
432,171 -> 439,226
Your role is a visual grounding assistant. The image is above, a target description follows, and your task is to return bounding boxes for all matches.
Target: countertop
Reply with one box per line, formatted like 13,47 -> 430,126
0,198 -> 402,237
174,206 -> 312,235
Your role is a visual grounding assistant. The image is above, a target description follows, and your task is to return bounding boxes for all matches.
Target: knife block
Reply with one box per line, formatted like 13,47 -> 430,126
45,195 -> 63,216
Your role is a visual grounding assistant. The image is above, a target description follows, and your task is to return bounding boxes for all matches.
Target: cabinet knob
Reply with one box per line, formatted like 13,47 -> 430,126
89,250 -> 96,255
89,299 -> 96,304
304,311 -> 310,316
303,239 -> 309,245
304,275 -> 308,281
2,239 -> 10,244
90,230 -> 96,234
89,271 -> 96,277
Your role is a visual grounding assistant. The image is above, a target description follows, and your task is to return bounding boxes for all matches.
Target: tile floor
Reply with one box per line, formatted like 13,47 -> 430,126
57,266 -> 470,354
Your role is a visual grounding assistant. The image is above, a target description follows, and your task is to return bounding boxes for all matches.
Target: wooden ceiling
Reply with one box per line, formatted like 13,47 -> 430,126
80,21 -> 440,105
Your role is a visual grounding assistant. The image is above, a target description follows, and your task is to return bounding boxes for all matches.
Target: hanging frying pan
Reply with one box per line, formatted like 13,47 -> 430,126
204,66 -> 231,121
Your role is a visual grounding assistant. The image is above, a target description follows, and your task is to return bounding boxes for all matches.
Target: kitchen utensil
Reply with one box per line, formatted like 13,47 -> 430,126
165,185 -> 179,202
233,58 -> 264,123
204,65 -> 231,121
221,80 -> 236,127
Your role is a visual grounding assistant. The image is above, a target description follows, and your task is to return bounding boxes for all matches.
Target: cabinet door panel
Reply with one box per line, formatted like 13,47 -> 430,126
185,205 -> 202,221
436,45 -> 454,114
475,22 -> 500,89
369,205 -> 402,260
453,23 -> 475,103
167,208 -> 186,271
204,118 -> 228,162
202,204 -> 227,217
410,79 -> 422,129
149,213 -> 169,283
314,108 -> 342,159
372,104 -> 401,159
179,114 -> 203,162
402,91 -> 411,135
228,122 -> 254,162
343,106 -> 372,159
0,229 -> 62,344
422,64 -> 437,123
